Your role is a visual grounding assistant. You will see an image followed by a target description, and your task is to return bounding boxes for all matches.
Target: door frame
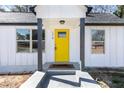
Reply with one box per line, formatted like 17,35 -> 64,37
54,29 -> 70,63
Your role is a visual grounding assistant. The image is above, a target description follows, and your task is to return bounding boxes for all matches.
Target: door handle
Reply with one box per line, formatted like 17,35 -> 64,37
55,46 -> 57,50
55,44 -> 57,50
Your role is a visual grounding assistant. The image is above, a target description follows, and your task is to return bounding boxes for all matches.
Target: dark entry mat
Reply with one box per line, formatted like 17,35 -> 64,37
49,64 -> 74,69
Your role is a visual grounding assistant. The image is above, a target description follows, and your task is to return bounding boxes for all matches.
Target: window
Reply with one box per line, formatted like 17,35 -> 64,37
32,29 -> 38,52
91,30 -> 105,54
16,29 -> 45,53
16,29 -> 30,52
58,32 -> 66,38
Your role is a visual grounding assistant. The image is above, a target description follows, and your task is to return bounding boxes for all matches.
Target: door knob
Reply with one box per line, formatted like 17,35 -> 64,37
55,46 -> 57,50
55,44 -> 57,50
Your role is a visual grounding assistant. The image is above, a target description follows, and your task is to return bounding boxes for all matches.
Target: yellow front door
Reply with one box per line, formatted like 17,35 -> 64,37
55,29 -> 69,63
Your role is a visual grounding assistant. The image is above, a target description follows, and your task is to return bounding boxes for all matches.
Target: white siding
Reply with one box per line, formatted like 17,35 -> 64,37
1,24 -> 124,73
0,19 -> 81,73
85,26 -> 124,67
0,26 -> 40,73
43,18 -> 80,63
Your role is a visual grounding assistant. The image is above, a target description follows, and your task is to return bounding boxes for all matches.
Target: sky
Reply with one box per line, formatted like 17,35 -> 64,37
0,5 -> 14,11
90,5 -> 117,13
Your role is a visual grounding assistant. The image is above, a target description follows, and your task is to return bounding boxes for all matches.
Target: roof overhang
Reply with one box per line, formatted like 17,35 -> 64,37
85,23 -> 124,26
34,5 -> 87,18
0,22 -> 123,26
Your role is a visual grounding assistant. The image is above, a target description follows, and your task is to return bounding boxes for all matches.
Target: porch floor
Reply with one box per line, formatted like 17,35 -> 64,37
49,64 -> 74,69
43,62 -> 80,71
40,71 -> 100,88
46,74 -> 79,88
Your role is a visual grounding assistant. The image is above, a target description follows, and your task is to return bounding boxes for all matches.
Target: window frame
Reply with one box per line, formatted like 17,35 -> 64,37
16,28 -> 45,53
16,28 -> 31,53
91,29 -> 105,54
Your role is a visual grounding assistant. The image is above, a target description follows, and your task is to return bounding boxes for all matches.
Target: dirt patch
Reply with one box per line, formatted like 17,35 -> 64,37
97,81 -> 109,88
0,74 -> 31,88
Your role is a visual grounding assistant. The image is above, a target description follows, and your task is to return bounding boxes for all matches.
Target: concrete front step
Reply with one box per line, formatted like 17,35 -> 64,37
43,62 -> 80,71
20,71 -> 45,88
47,74 -> 80,88
20,70 -> 101,88
76,71 -> 101,88
47,70 -> 76,75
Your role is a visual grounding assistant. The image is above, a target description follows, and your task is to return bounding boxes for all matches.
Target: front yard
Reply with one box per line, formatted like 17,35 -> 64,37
0,69 -> 124,88
0,74 -> 31,88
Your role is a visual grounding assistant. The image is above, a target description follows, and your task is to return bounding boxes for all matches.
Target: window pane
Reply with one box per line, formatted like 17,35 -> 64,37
32,29 -> 37,40
92,41 -> 104,54
32,41 -> 45,52
42,29 -> 45,40
16,29 -> 30,40
32,29 -> 45,40
32,41 -> 37,52
92,30 -> 105,41
91,30 -> 105,54
32,29 -> 45,52
17,41 -> 30,52
58,32 -> 66,38
42,40 -> 45,51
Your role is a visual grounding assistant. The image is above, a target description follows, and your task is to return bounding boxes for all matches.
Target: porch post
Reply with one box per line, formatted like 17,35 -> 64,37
80,18 -> 85,71
37,18 -> 43,71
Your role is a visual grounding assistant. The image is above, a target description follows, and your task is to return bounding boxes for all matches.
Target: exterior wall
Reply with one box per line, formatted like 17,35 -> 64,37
85,26 -> 124,67
0,18 -> 81,73
0,25 -> 43,73
43,18 -> 80,63
1,24 -> 124,73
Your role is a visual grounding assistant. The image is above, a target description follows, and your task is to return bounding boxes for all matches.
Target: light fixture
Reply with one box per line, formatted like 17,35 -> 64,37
59,20 -> 65,24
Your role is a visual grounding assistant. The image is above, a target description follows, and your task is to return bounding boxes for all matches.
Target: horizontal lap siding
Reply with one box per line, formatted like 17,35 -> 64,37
85,26 -> 124,67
